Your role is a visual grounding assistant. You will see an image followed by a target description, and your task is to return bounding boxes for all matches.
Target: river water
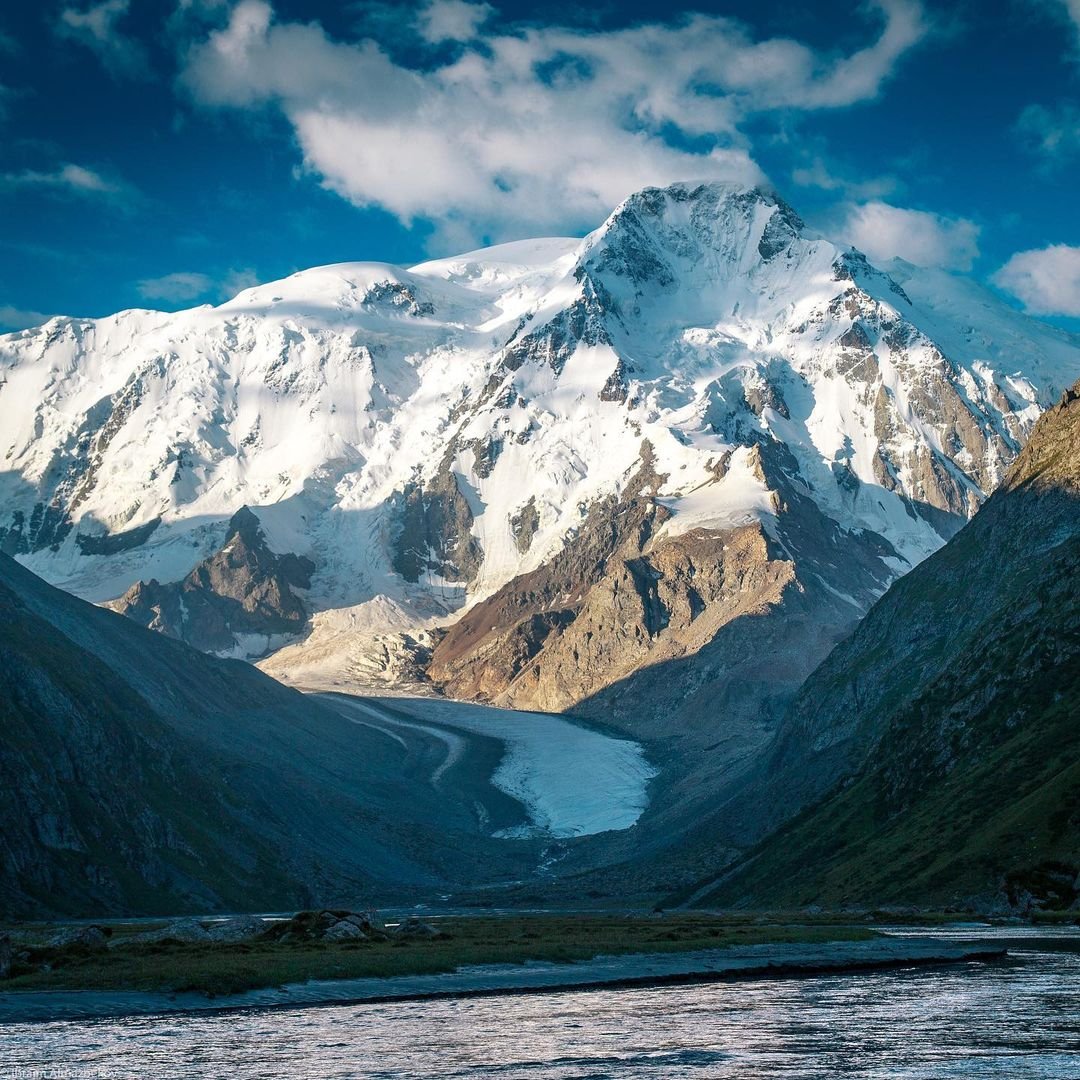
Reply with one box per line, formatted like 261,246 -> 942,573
3,929 -> 1079,1078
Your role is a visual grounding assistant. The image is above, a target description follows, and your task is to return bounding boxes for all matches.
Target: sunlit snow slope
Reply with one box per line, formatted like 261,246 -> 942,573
2,182 -> 1078,675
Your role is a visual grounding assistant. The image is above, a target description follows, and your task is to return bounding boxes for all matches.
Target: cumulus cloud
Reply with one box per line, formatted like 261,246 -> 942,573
57,0 -> 149,77
836,200 -> 980,270
993,245 -> 1080,317
417,0 -> 492,44
180,0 -> 927,243
136,267 -> 261,305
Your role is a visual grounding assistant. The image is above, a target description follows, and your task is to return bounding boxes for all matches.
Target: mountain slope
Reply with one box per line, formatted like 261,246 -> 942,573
0,554 -> 528,918
113,505 -> 314,656
3,184 -> 1073,648
694,382 -> 1080,910
3,181 -> 1078,857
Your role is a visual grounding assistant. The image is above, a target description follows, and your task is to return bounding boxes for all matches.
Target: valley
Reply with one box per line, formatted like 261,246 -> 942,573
2,181 -> 1079,922
320,694 -> 657,840
6,2 -> 1080,1073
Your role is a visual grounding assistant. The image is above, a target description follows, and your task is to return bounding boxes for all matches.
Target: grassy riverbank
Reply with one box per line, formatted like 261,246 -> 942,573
1,914 -> 876,997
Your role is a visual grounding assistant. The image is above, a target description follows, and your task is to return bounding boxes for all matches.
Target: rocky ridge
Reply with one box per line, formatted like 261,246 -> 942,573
113,506 -> 313,655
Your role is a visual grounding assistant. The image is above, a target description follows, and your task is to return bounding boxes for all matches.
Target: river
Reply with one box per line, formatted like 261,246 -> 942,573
3,928 -> 1079,1078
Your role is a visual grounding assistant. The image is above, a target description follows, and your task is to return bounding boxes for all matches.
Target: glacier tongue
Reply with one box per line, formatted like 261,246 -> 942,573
1,180 -> 1078,668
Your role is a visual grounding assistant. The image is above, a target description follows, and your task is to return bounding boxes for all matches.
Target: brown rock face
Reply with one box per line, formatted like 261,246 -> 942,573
430,449 -> 706,708
490,524 -> 794,715
432,431 -> 899,730
115,506 -> 313,654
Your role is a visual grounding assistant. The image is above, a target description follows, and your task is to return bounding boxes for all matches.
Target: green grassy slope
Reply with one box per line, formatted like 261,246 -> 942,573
696,385 -> 1080,910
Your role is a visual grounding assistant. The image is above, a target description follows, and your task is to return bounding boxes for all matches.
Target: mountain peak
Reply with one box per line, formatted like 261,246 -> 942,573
578,180 -> 809,291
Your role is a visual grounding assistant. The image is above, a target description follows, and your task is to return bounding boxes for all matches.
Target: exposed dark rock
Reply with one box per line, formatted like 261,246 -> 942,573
599,357 -> 632,403
391,452 -> 483,585
743,377 -> 789,420
363,280 -> 435,317
465,436 -> 502,479
510,497 -> 540,554
0,502 -> 72,555
757,199 -> 804,261
833,250 -> 911,305
115,506 -> 313,655
502,275 -> 616,376
76,516 -> 161,556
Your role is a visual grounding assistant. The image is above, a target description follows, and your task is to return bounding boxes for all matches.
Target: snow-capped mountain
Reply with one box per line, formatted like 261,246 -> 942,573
2,182 -> 1077,713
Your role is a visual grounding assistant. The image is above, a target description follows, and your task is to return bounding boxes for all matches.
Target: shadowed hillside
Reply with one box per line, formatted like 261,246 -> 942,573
692,382 -> 1080,911
0,555 -> 527,918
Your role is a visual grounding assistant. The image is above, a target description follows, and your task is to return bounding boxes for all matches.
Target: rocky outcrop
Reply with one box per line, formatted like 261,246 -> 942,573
432,428 -> 897,719
390,449 -> 484,586
260,909 -> 390,943
430,450 -> 678,705
114,506 -> 313,656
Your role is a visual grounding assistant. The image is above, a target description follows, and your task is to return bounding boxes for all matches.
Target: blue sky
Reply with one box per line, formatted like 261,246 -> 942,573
1,0 -> 1079,330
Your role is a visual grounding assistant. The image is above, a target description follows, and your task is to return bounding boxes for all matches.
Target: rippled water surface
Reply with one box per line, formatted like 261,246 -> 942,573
4,931 -> 1080,1078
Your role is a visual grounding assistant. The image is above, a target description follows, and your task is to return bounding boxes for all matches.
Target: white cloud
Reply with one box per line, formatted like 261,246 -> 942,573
136,267 -> 261,305
1018,102 -> 1080,160
836,200 -> 980,270
0,304 -> 52,332
993,245 -> 1080,317
0,162 -> 132,201
180,0 -> 927,244
136,271 -> 213,302
417,0 -> 492,44
791,157 -> 899,200
58,0 -> 149,77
